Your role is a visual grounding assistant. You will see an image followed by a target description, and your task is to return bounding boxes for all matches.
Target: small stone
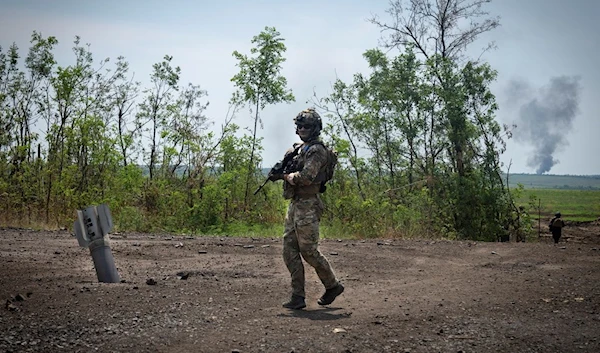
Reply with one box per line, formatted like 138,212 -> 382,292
333,328 -> 347,333
329,252 -> 339,256
243,245 -> 255,249
146,278 -> 157,285
198,250 -> 208,254
14,294 -> 25,301
5,300 -> 18,311
176,271 -> 190,280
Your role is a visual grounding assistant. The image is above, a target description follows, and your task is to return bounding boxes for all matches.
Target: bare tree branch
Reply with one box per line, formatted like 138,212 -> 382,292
369,0 -> 500,60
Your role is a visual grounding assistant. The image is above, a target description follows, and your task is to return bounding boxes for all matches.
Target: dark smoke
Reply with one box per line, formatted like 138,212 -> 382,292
508,75 -> 582,174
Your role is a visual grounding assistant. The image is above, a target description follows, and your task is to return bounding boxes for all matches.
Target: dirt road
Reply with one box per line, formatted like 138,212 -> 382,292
1,222 -> 599,352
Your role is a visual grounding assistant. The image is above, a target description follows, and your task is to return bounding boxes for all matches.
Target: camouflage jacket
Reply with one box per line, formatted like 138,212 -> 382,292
283,140 -> 329,198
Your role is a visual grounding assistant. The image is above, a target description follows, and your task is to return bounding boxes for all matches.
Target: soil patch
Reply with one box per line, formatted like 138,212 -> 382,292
1,223 -> 599,352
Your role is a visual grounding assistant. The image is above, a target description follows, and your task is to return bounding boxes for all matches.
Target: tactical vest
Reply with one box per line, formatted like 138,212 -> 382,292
282,141 -> 337,199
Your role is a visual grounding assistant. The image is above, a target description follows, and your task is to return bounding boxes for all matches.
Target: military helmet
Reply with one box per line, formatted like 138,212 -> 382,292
555,212 -> 561,217
294,108 -> 322,133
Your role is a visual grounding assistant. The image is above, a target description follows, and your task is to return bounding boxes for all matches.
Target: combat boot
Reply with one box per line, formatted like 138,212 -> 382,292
318,283 -> 344,306
282,294 -> 306,310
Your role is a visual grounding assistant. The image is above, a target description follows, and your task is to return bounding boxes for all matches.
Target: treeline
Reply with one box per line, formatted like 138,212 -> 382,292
0,29 -> 288,234
506,174 -> 600,190
0,0 -> 527,241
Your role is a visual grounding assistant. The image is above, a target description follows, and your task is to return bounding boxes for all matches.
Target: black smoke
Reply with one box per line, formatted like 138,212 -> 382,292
507,75 -> 582,174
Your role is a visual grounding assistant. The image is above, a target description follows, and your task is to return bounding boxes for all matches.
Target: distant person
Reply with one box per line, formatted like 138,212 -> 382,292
549,212 -> 566,244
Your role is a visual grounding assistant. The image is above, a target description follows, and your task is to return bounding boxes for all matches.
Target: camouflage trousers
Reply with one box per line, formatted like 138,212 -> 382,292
282,194 -> 338,298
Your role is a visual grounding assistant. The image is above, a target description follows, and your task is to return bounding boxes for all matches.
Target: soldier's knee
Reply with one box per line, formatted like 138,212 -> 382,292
283,246 -> 300,260
298,239 -> 316,252
300,247 -> 321,264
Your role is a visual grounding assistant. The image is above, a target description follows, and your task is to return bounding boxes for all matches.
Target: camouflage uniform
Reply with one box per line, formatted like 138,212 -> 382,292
282,140 -> 339,298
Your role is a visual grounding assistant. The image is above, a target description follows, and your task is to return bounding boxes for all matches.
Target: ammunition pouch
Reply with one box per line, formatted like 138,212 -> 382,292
283,182 -> 320,200
283,182 -> 294,199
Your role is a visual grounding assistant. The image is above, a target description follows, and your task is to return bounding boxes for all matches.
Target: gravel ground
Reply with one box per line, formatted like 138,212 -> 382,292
1,222 -> 599,353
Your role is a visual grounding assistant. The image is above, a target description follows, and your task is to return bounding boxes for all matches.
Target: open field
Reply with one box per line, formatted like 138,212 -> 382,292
516,189 -> 600,222
2,224 -> 600,353
506,174 -> 600,190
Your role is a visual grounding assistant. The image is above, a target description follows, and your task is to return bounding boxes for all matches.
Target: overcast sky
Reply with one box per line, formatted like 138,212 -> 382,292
1,0 -> 598,175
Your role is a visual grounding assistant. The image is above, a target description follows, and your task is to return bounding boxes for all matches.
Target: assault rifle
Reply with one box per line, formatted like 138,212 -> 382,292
253,144 -> 301,195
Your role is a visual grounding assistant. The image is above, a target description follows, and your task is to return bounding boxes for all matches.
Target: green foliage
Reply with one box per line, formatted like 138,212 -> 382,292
230,26 -> 295,109
313,44 -> 514,241
4,3 -> 590,242
136,55 -> 182,180
230,26 -> 295,208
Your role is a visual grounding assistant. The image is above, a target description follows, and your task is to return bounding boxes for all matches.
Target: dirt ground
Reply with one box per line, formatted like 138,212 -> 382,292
1,220 -> 599,353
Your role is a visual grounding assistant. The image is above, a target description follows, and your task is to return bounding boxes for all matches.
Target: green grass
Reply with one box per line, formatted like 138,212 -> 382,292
516,189 -> 600,221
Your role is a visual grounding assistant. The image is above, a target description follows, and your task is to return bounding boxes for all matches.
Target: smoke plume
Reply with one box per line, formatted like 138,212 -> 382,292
507,75 -> 582,174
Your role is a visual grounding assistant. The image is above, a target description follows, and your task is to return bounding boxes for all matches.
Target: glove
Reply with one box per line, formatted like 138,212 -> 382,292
284,172 -> 299,185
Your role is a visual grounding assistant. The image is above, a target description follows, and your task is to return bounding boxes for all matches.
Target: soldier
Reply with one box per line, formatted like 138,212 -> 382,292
549,212 -> 566,244
279,108 -> 344,310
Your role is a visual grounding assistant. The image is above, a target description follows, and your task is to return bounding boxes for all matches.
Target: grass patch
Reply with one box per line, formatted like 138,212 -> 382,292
516,189 -> 600,222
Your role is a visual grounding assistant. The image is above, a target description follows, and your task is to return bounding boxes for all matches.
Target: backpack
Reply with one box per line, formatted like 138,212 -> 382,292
552,218 -> 564,228
321,144 -> 338,184
303,141 -> 338,192
549,218 -> 555,231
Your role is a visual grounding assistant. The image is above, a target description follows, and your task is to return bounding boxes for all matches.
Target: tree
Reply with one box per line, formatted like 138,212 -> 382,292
370,0 -> 500,61
0,33 -> 58,224
307,1 -> 512,239
111,57 -> 140,167
136,55 -> 180,181
312,78 -> 368,201
163,82 -> 209,179
364,0 -> 514,239
230,26 -> 295,208
370,0 -> 501,176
